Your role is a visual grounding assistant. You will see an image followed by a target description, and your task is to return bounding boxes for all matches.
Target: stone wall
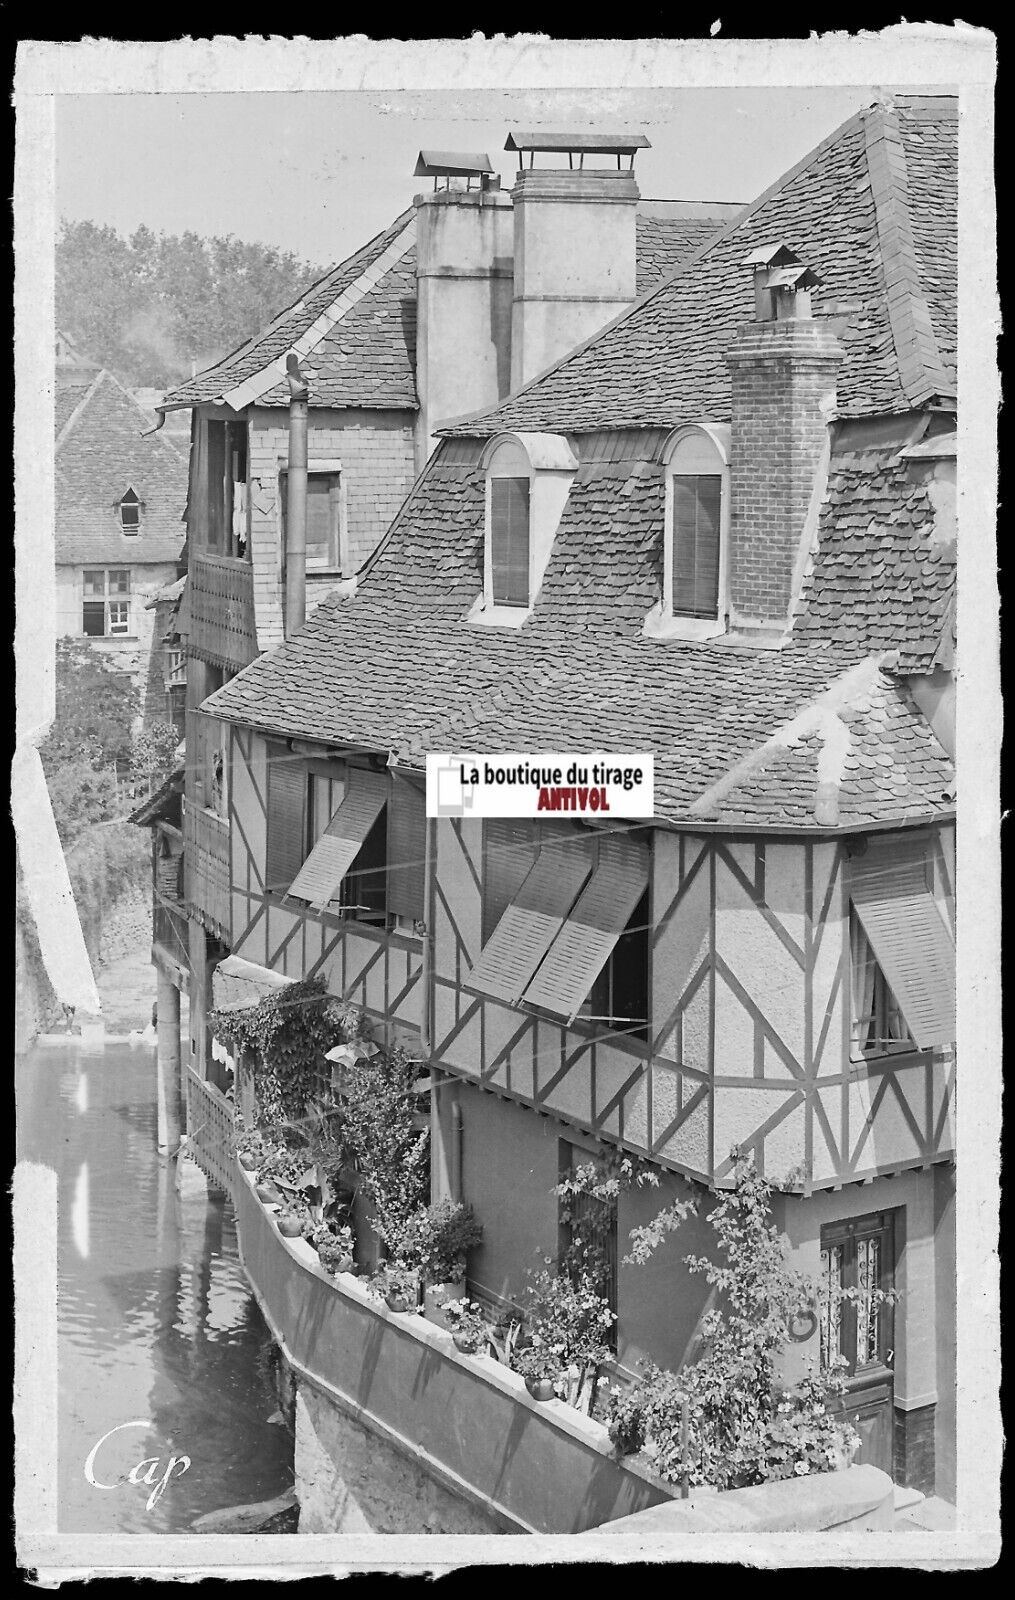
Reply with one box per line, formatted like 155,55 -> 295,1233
295,1383 -> 502,1535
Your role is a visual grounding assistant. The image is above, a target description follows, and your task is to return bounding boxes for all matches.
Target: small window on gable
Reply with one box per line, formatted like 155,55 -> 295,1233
476,432 -> 577,627
280,462 -> 347,574
119,489 -> 141,535
655,424 -> 731,639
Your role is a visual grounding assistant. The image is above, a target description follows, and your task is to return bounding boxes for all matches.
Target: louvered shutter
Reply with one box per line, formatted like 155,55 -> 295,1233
483,821 -> 541,941
672,474 -> 721,619
265,741 -> 307,889
523,834 -> 650,1020
285,768 -> 387,911
466,836 -> 593,1005
491,477 -> 530,606
849,846 -> 955,1048
388,774 -> 426,922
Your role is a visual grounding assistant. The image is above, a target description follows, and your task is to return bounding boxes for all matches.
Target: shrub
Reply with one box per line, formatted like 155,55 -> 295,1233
393,1200 -> 483,1284
338,1044 -> 430,1250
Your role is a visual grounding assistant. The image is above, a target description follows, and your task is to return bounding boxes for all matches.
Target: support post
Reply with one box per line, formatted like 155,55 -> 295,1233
156,969 -> 183,1156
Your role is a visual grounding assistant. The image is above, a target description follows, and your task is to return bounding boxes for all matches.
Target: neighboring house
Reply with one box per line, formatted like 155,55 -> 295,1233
55,343 -> 189,701
189,100 -> 957,1504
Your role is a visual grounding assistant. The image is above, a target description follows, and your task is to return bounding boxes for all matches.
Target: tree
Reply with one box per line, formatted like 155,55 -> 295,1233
40,639 -> 139,776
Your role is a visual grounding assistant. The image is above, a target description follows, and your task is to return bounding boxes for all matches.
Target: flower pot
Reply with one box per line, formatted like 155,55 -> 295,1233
337,1255 -> 355,1274
452,1332 -> 482,1355
385,1293 -> 414,1313
524,1376 -> 556,1402
423,1279 -> 466,1327
277,1215 -> 303,1238
239,1151 -> 259,1171
255,1182 -> 283,1205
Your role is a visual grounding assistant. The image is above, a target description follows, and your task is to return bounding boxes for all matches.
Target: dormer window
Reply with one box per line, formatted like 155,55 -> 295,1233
119,489 -> 141,535
646,423 -> 731,642
474,431 -> 577,628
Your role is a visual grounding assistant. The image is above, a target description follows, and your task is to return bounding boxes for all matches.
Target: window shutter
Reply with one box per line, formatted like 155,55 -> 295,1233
491,477 -> 530,606
388,774 -> 426,922
673,474 -> 721,618
483,821 -> 541,941
849,846 -> 955,1048
265,741 -> 306,889
522,833 -> 650,1021
467,836 -> 593,1005
285,768 -> 387,911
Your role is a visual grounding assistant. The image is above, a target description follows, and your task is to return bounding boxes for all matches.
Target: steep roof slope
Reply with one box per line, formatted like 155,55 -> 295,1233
442,97 -> 955,437
55,370 -> 188,566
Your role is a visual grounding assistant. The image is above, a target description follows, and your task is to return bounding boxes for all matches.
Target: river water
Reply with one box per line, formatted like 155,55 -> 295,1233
17,1039 -> 294,1534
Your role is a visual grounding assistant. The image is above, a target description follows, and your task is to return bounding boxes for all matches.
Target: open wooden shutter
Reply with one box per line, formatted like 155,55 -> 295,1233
285,768 -> 387,911
388,774 -> 426,922
483,821 -> 540,941
522,833 -> 650,1020
849,845 -> 955,1048
264,740 -> 306,889
466,835 -> 593,1005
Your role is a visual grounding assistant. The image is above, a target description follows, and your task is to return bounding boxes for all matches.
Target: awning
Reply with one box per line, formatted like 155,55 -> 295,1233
850,854 -> 955,1048
285,768 -> 387,911
212,953 -> 292,1014
466,836 -> 594,1005
523,833 -> 650,1021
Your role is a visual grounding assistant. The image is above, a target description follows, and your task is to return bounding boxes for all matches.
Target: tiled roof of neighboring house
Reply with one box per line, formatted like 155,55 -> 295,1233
442,97 -> 956,437
793,445 -> 956,674
55,370 -> 189,566
160,208 -> 417,410
201,451 -> 952,830
159,200 -> 736,417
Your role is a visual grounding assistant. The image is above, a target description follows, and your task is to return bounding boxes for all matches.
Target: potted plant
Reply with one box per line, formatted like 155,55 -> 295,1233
254,1178 -> 284,1206
370,1259 -> 420,1314
416,1201 -> 483,1322
442,1298 -> 491,1356
276,1201 -> 307,1239
313,1223 -> 356,1276
513,1339 -> 562,1402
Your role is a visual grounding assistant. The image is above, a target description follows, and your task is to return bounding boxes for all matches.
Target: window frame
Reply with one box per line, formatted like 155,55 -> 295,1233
488,474 -> 531,609
655,423 -> 731,641
819,1211 -> 896,1378
118,489 -> 141,536
848,909 -> 914,1061
205,416 -> 249,558
475,431 -> 577,628
82,568 -> 132,638
279,459 -> 349,575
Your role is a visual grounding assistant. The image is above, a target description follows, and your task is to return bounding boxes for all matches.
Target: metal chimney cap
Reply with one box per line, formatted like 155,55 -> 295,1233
414,150 -> 495,178
767,263 -> 823,291
504,130 -> 651,155
742,242 -> 802,269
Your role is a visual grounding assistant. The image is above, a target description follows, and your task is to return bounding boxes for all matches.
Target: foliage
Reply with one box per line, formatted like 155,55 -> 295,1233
210,976 -> 352,1129
45,759 -> 123,845
613,1155 -> 868,1490
40,639 -> 139,778
555,1153 -> 657,1302
57,217 -> 327,387
512,1266 -> 616,1402
370,1259 -> 420,1305
393,1200 -> 482,1284
337,1043 -> 430,1251
130,721 -> 181,785
64,822 -> 151,966
442,1299 -> 491,1353
313,1224 -> 355,1274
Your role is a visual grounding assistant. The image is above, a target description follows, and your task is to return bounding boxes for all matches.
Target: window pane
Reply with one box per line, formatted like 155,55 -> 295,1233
672,474 -> 721,618
855,1237 -> 881,1365
82,601 -> 106,636
108,570 -> 131,594
305,477 -> 335,563
120,501 -> 140,531
83,571 -> 105,596
491,477 -> 530,606
819,1244 -> 844,1367
108,602 -> 130,634
207,421 -> 226,549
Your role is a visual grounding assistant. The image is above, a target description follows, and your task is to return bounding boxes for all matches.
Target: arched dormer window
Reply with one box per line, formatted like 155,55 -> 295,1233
119,488 -> 141,535
646,424 -> 731,641
473,432 -> 577,628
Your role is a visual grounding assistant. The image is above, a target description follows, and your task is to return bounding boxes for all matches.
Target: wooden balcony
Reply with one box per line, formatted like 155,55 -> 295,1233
184,801 -> 231,942
188,553 -> 258,671
153,892 -> 191,990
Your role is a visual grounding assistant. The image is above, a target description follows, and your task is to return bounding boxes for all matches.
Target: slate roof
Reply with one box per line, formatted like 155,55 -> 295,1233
55,371 -> 189,567
160,209 -> 417,409
635,204 -> 744,297
794,445 -> 956,674
442,97 -> 956,436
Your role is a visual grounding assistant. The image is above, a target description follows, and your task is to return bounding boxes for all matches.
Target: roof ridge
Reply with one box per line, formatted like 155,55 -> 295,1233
159,205 -> 417,411
437,101 -> 880,439
55,367 -> 105,451
862,102 -> 952,407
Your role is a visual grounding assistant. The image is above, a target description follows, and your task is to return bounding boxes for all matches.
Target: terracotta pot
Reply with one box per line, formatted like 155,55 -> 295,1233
524,1376 -> 556,1402
337,1255 -> 355,1274
277,1215 -> 303,1238
385,1293 -> 413,1313
423,1280 -> 466,1326
452,1331 -> 482,1355
239,1151 -> 259,1171
255,1182 -> 283,1205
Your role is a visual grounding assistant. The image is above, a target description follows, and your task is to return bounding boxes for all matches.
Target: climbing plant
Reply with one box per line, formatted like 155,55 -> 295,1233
209,975 -> 353,1131
337,1043 -> 430,1250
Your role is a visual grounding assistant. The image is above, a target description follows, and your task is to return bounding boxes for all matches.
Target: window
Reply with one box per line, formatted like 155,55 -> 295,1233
119,489 -> 141,535
206,418 -> 248,556
82,569 -> 131,637
476,432 -> 577,625
264,740 -> 306,890
280,467 -> 347,573
820,1213 -> 894,1376
472,821 -> 650,1039
654,424 -> 731,638
847,835 -> 955,1054
490,477 -> 530,606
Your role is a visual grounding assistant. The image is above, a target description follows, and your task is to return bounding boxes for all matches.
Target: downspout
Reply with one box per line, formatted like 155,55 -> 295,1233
423,812 -> 442,1197
284,353 -> 309,638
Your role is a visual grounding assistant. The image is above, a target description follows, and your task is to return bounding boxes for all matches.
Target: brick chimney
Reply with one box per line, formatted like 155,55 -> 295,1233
506,131 -> 647,390
724,244 -> 844,638
413,152 -> 514,467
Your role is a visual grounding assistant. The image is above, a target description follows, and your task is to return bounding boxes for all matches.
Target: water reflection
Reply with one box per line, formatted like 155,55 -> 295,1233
18,1042 -> 293,1533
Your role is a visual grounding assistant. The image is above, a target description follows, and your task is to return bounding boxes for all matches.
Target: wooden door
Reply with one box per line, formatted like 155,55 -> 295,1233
820,1211 -> 896,1476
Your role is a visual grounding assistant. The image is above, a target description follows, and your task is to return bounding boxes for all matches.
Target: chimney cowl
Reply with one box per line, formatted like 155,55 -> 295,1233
743,242 -> 823,322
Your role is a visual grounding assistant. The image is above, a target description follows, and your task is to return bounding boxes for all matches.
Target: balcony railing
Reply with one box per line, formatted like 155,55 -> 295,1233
188,553 -> 258,670
184,801 -> 231,941
153,893 -> 191,988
